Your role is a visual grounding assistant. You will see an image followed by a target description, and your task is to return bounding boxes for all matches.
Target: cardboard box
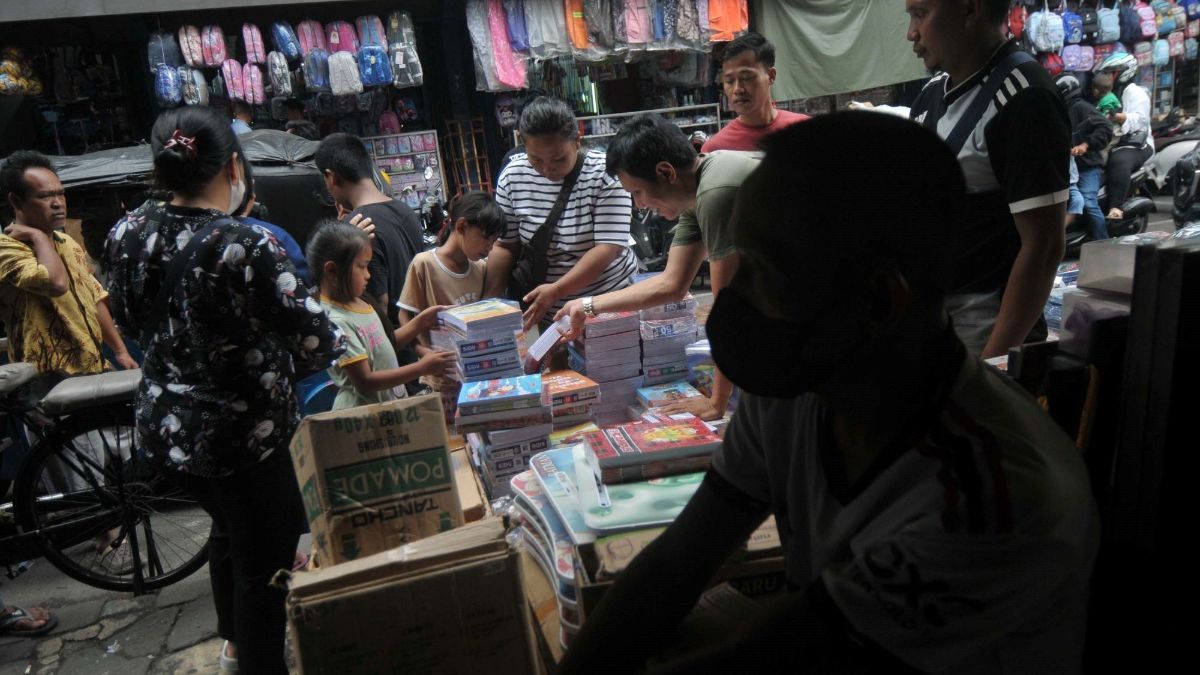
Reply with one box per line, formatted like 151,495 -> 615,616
290,395 -> 464,566
288,519 -> 540,675
451,448 -> 488,523
1077,232 -> 1170,295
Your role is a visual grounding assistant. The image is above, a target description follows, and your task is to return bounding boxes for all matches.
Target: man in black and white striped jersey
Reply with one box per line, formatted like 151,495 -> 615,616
906,0 -> 1070,359
486,97 -> 637,331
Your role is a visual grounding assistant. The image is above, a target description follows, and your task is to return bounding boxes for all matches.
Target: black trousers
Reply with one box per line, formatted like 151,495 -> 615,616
1106,143 -> 1153,208
159,448 -> 304,675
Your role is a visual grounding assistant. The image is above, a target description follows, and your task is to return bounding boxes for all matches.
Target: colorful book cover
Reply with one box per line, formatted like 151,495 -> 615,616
529,447 -> 596,546
460,349 -> 522,376
488,423 -> 554,447
455,408 -> 553,434
583,311 -> 639,338
511,471 -> 578,600
524,317 -> 571,374
457,374 -> 542,413
542,370 -> 601,408
591,418 -> 718,483
637,381 -> 703,409
439,299 -> 522,333
549,422 -> 600,449
572,445 -> 705,534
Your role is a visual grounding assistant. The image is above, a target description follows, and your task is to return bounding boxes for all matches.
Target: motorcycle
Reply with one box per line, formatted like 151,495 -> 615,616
1169,141 -> 1200,229
1066,155 -> 1155,259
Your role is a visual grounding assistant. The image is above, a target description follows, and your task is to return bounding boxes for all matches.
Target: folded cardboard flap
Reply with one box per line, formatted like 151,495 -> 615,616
451,447 -> 488,523
289,517 -> 508,599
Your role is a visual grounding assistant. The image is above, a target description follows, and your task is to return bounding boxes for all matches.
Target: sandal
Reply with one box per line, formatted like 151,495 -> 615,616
0,605 -> 59,637
219,640 -> 238,672
292,551 -> 311,572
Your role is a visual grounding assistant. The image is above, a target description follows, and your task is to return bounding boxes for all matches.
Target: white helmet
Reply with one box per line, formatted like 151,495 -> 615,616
1094,52 -> 1138,86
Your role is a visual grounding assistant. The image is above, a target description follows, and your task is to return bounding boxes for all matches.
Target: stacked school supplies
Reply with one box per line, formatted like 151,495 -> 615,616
640,297 -> 698,388
580,417 -> 720,484
455,373 -> 551,497
435,299 -> 525,383
541,370 -> 601,429
637,381 -> 704,410
566,312 -> 642,427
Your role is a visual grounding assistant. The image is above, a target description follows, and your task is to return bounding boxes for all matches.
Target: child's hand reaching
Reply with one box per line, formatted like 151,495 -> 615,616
414,304 -> 449,331
418,349 -> 457,378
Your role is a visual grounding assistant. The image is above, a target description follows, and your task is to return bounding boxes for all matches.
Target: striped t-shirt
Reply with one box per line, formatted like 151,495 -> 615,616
495,148 -> 636,320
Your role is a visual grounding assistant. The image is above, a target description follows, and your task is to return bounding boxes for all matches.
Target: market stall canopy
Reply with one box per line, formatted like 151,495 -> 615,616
754,0 -> 928,100
0,0 -> 448,23
49,129 -> 319,188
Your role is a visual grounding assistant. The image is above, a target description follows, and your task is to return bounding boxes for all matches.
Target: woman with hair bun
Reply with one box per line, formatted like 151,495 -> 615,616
103,105 -> 344,675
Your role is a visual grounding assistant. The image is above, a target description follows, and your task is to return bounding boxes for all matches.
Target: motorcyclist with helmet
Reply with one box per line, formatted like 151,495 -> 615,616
1056,73 -> 1112,241
1094,52 -> 1153,222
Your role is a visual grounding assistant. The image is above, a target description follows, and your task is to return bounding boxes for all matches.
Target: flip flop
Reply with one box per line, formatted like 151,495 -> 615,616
0,606 -> 59,637
292,551 -> 311,572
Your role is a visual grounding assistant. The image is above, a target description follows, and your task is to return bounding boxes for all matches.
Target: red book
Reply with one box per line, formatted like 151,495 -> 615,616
586,418 -> 721,484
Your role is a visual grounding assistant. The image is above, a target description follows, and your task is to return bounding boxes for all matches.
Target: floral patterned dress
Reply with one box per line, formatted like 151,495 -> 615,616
103,200 -> 345,478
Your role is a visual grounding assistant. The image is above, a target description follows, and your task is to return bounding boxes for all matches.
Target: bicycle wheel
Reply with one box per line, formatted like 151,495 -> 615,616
13,404 -> 211,594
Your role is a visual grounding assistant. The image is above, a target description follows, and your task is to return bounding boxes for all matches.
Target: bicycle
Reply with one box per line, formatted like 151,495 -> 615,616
0,358 -> 211,595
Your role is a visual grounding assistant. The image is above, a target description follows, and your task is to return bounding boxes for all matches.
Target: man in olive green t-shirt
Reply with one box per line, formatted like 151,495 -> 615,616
556,114 -> 760,421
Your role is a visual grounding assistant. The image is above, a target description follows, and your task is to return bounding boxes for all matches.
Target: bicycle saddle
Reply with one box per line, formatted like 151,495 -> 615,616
0,362 -> 37,398
39,369 -> 143,416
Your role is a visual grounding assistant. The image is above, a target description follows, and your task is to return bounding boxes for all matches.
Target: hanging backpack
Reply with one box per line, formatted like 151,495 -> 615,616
356,15 -> 388,47
387,10 -> 424,87
297,20 -> 327,55
314,92 -> 337,116
267,51 -> 292,96
243,63 -> 266,104
148,31 -> 183,73
1190,19 -> 1200,36
1063,9 -> 1084,44
222,59 -> 246,101
1040,51 -> 1065,76
154,63 -> 182,107
182,66 -> 209,106
1121,1 -> 1145,42
326,21 -> 360,54
1078,44 -> 1096,71
1186,0 -> 1200,18
506,0 -> 531,51
1187,36 -> 1199,58
271,22 -> 302,63
1134,40 -> 1154,64
328,51 -> 363,96
357,45 -> 393,87
1080,6 -> 1101,41
1029,3 -> 1066,52
179,25 -> 204,67
1151,1 -> 1175,34
335,93 -> 358,115
1138,1 -> 1161,37
242,24 -> 267,64
378,110 -> 401,135
1154,37 -> 1171,64
1098,4 -> 1121,43
1009,5 -> 1027,38
1169,29 -> 1186,57
1094,42 -> 1117,62
1062,44 -> 1085,70
202,26 -> 227,67
303,49 -> 331,92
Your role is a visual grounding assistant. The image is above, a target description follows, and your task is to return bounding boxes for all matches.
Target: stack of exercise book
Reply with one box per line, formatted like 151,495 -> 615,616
580,417 -> 720,484
542,370 -> 601,429
435,299 -> 526,385
566,312 -> 643,427
640,299 -> 697,388
636,381 -> 705,411
455,373 -> 551,498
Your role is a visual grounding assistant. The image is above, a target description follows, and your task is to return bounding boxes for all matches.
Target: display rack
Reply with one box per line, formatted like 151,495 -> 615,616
445,117 -> 493,195
364,129 -> 448,212
1154,63 -> 1178,117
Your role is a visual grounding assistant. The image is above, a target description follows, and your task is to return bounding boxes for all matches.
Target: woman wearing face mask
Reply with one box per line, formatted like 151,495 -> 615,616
103,106 -> 344,675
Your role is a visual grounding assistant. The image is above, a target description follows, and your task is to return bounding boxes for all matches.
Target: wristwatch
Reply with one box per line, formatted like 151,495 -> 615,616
582,296 -> 596,318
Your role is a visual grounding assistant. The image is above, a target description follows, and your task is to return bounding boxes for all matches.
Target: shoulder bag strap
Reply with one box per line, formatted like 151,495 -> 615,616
943,50 -> 1037,156
140,216 -> 234,347
528,152 -> 587,287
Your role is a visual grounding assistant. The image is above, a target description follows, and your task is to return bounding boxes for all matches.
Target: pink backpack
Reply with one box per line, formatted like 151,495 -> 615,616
242,24 -> 266,64
222,59 -> 246,102
326,21 -> 360,54
1138,2 -> 1160,37
1190,19 -> 1200,37
1078,44 -> 1095,71
297,20 -> 327,55
1170,29 -> 1186,57
356,15 -> 388,47
1135,40 -> 1155,65
202,26 -> 227,67
1062,44 -> 1085,71
378,110 -> 401,135
179,25 -> 204,67
243,63 -> 266,104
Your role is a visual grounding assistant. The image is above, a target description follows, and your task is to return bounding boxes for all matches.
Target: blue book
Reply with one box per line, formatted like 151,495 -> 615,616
457,374 -> 543,415
529,446 -> 596,546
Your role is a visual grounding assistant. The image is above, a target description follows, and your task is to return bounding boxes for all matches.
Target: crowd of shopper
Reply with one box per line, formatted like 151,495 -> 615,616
2,4 -> 1105,672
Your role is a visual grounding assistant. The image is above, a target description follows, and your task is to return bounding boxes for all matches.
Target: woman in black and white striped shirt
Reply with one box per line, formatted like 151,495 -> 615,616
487,97 -> 637,331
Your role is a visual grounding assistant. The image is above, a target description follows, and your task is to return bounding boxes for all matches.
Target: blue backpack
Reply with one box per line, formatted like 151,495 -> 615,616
1187,0 -> 1200,19
1063,10 -> 1084,44
1154,37 -> 1171,65
1121,2 -> 1145,43
154,63 -> 181,108
1188,36 -> 1199,59
1098,4 -> 1122,43
303,49 -> 331,92
271,21 -> 302,63
357,45 -> 393,87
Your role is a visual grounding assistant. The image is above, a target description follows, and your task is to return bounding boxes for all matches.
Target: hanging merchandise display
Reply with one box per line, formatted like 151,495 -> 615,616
357,15 -> 388,48
327,20 -> 361,55
525,0 -> 573,59
467,0 -> 505,91
488,0 -> 529,89
387,10 -> 425,88
329,50 -> 365,96
272,21 -> 303,63
708,0 -> 749,42
244,63 -> 266,104
148,31 -> 184,73
154,62 -> 182,107
179,65 -> 209,105
243,24 -> 267,65
222,59 -> 246,101
202,25 -> 227,67
505,0 -> 532,52
179,25 -> 205,67
358,45 -> 394,88
297,20 -> 327,56
303,48 -> 332,92
268,51 -> 292,97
